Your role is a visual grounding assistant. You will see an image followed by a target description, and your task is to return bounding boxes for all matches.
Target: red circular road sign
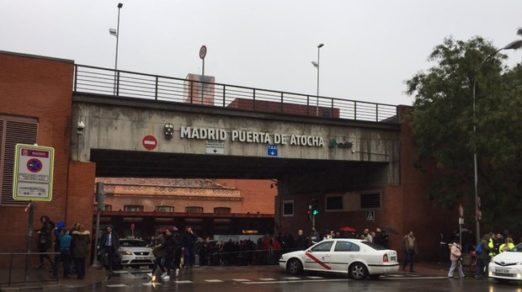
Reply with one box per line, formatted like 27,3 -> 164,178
142,135 -> 157,150
199,45 -> 207,59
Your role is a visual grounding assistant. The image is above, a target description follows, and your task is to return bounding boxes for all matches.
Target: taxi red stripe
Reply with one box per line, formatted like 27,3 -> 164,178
304,252 -> 331,270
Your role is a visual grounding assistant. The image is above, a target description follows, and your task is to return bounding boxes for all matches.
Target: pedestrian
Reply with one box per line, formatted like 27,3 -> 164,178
448,241 -> 465,279
182,226 -> 197,267
499,237 -> 515,253
51,220 -> 65,279
71,223 -> 90,280
163,228 -> 176,280
99,226 -> 119,279
474,235 -> 488,279
36,215 -> 55,269
59,229 -> 72,278
401,231 -> 417,272
363,228 -> 373,242
149,232 -> 168,282
172,229 -> 183,276
295,229 -> 308,251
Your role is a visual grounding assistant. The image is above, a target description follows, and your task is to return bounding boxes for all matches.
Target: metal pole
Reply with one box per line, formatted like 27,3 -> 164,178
25,202 -> 34,281
92,209 -> 102,268
113,4 -> 122,95
315,47 -> 320,116
472,78 -> 480,245
201,58 -> 205,104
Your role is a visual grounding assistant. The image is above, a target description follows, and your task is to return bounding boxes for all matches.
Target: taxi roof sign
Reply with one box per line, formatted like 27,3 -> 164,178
12,144 -> 55,202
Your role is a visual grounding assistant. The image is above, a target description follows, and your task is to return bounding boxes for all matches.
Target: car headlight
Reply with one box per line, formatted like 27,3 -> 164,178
120,250 -> 133,256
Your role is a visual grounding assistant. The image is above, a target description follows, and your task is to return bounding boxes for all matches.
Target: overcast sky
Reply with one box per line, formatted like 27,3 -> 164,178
1,0 -> 521,105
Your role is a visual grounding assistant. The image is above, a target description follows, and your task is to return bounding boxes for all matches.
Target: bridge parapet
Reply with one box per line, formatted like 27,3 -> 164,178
73,65 -> 398,123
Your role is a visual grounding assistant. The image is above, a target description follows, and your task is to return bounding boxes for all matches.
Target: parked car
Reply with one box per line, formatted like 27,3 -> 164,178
279,238 -> 399,280
488,243 -> 522,282
118,238 -> 155,268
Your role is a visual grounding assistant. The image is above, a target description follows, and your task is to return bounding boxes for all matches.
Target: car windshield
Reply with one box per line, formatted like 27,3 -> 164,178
361,241 -> 387,250
508,243 -> 522,252
120,240 -> 147,247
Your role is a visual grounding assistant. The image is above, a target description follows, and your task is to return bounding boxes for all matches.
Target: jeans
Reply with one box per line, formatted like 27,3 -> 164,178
448,259 -> 465,278
403,250 -> 415,272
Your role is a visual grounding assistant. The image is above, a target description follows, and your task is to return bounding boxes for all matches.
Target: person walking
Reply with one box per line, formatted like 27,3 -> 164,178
295,229 -> 309,251
401,231 -> 417,272
59,229 -> 73,278
71,223 -> 90,280
182,226 -> 197,268
36,216 -> 55,269
448,241 -> 465,279
99,226 -> 119,279
474,236 -> 489,279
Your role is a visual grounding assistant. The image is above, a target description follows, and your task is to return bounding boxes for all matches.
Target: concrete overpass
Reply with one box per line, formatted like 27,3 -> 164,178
72,65 -> 401,195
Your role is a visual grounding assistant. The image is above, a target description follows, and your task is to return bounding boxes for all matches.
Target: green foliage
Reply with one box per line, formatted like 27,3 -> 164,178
407,37 -> 522,231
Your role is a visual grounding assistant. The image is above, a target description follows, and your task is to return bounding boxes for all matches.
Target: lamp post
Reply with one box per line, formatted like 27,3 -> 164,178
110,3 -> 123,95
312,43 -> 324,116
471,39 -> 522,244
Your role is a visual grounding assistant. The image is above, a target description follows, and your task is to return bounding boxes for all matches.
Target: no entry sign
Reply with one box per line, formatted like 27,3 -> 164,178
142,135 -> 157,150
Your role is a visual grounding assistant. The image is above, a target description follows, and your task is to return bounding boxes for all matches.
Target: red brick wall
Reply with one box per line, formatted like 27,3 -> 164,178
214,179 -> 275,214
66,162 -> 96,233
0,51 -> 74,251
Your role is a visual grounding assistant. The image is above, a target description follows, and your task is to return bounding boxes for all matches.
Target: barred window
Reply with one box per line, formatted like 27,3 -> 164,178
0,115 -> 38,206
213,207 -> 231,215
124,205 -> 144,212
155,205 -> 174,212
186,206 -> 203,214
360,193 -> 381,209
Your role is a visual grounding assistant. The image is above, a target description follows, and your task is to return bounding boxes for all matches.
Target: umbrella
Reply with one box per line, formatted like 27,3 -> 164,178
339,226 -> 357,232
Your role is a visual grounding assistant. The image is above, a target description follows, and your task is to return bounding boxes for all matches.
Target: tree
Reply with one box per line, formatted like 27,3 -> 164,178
406,37 -> 522,231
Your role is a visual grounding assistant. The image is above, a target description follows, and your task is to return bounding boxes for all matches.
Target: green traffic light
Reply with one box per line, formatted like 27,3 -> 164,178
312,210 -> 319,215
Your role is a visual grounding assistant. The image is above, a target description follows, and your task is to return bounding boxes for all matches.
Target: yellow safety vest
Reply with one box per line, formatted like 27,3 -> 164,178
488,238 -> 495,256
499,243 -> 515,253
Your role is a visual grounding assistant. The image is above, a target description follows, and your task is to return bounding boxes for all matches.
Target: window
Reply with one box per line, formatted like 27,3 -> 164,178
124,205 -> 144,212
104,204 -> 112,211
310,241 -> 333,252
155,206 -> 174,212
325,196 -> 343,210
360,193 -> 381,209
282,200 -> 294,216
186,206 -> 203,214
334,241 -> 360,252
214,207 -> 231,215
0,115 -> 38,206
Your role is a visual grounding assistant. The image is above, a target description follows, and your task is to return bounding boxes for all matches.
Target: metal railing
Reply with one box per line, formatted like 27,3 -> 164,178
73,65 -> 399,123
0,251 -> 59,286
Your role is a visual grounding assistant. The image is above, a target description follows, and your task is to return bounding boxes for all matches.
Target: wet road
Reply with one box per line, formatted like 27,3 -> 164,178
65,266 -> 522,292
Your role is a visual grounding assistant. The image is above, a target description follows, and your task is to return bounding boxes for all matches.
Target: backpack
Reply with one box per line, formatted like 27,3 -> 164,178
475,243 -> 483,255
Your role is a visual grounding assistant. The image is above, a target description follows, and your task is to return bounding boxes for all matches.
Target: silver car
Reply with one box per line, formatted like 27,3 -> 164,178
118,238 -> 155,268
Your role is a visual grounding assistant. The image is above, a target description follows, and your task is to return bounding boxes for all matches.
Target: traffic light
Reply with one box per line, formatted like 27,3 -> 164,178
307,205 -> 312,220
311,199 -> 319,216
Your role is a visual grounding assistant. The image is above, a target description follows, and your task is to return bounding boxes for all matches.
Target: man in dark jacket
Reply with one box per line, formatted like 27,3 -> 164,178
182,226 -> 197,267
71,223 -> 90,280
295,229 -> 309,250
36,216 -> 55,269
99,226 -> 119,279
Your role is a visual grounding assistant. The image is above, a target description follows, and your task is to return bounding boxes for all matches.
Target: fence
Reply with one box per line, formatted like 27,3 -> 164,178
0,252 -> 59,286
73,65 -> 399,123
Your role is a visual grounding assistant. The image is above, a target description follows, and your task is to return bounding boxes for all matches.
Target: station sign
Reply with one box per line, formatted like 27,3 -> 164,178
12,144 -> 55,202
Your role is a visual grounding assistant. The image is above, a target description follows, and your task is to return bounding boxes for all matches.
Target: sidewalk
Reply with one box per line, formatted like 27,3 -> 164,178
0,266 -> 106,291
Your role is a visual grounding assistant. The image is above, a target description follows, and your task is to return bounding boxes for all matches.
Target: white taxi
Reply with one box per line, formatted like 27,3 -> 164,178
279,238 -> 399,280
488,243 -> 522,282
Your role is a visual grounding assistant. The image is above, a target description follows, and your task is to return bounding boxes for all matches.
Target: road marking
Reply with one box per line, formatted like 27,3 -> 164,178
112,270 -> 129,274
282,277 -> 301,280
383,276 -> 447,280
259,278 -> 276,281
142,282 -> 162,286
106,284 -> 128,287
306,276 -> 324,279
244,279 -> 346,285
233,278 -> 251,282
173,280 -> 194,284
205,279 -> 224,282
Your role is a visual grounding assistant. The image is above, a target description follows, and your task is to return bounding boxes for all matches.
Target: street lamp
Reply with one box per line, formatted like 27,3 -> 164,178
312,43 -> 324,116
110,3 -> 123,94
472,39 -> 522,244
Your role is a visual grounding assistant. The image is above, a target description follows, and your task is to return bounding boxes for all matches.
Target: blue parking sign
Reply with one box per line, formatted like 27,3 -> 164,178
267,144 -> 278,157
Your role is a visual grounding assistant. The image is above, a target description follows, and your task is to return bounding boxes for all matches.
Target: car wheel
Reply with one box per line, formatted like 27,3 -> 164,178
349,263 -> 368,280
286,259 -> 303,275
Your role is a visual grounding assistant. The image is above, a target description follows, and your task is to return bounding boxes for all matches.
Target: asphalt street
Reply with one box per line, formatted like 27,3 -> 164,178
54,266 -> 522,292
